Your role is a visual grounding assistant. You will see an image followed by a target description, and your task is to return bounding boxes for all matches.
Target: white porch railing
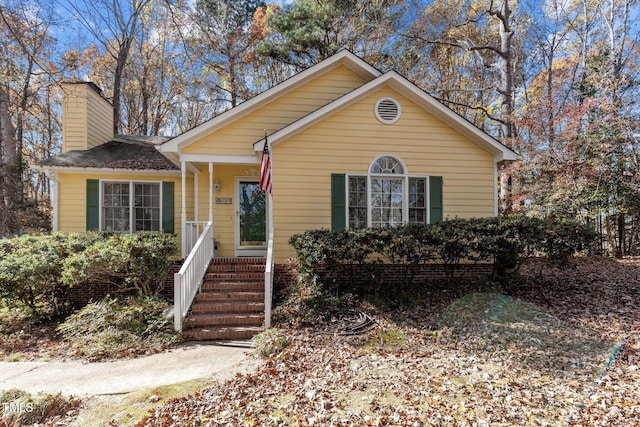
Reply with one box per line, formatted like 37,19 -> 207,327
264,228 -> 275,329
184,221 -> 211,256
174,221 -> 214,332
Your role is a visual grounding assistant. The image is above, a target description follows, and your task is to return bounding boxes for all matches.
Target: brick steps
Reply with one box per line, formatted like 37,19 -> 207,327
183,326 -> 264,341
182,257 -> 266,342
185,313 -> 264,327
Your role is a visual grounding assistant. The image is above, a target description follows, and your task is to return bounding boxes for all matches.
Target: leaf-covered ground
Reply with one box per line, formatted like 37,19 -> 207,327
136,257 -> 640,427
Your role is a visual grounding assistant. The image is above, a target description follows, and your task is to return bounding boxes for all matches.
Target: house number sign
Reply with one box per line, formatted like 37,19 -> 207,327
216,197 -> 232,204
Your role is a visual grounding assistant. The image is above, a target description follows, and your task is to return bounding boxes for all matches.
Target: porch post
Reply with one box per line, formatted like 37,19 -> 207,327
209,162 -> 218,257
194,171 -> 199,222
181,161 -> 187,258
208,162 -> 214,222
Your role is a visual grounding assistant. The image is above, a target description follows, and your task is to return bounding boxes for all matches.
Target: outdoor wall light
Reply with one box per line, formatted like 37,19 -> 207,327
214,180 -> 221,192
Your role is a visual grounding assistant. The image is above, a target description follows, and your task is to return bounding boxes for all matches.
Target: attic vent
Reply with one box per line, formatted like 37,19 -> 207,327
375,97 -> 401,124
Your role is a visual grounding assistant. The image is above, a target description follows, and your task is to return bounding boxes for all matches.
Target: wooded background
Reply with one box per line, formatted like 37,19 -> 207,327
1,0 -> 638,256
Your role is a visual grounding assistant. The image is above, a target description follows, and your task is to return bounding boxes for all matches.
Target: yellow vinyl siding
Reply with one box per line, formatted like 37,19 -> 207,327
183,65 -> 368,156
271,88 -> 495,261
61,83 -> 113,152
56,171 -> 186,244
192,164 -> 259,257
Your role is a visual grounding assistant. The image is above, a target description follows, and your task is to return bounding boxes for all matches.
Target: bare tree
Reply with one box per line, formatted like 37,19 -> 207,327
57,0 -> 153,134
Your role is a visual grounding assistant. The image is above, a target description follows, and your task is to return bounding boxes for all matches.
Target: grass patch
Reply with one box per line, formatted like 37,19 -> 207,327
362,329 -> 408,351
75,379 -> 208,427
439,293 -> 615,374
56,295 -> 180,361
0,388 -> 81,426
254,328 -> 290,357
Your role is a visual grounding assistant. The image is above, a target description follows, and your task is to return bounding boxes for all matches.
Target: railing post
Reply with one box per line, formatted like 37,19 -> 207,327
174,272 -> 183,332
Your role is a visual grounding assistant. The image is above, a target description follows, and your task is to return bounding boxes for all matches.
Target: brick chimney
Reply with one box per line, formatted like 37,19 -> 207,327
61,82 -> 113,153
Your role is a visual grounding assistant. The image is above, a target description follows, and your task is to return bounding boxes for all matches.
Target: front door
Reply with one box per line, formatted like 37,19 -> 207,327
235,178 -> 267,256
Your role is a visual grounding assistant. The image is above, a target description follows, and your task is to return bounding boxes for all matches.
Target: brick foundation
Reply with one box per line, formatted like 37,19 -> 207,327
68,261 -> 180,307
272,261 -> 494,295
68,260 -> 493,308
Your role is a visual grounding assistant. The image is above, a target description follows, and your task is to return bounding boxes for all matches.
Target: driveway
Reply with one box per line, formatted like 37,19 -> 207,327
0,341 -> 259,396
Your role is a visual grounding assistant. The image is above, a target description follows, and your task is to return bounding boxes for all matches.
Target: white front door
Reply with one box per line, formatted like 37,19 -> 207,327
235,178 -> 267,257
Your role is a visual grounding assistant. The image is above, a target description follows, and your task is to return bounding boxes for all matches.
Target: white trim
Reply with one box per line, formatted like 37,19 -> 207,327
98,179 -> 163,234
180,154 -> 260,164
32,165 -> 182,175
494,166 -> 499,216
181,162 -> 187,257
43,169 -> 59,232
346,154 -> 432,228
160,50 -> 381,153
208,162 -> 214,222
253,71 -> 519,163
194,171 -> 199,222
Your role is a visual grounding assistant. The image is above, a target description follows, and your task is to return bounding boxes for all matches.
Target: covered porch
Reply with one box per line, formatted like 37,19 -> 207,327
173,157 -> 274,336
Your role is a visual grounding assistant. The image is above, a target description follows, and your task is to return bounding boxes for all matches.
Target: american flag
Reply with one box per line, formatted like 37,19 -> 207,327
259,139 -> 272,194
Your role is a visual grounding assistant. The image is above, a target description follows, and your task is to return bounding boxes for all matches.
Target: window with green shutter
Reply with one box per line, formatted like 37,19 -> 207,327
331,156 -> 443,228
86,179 -> 174,233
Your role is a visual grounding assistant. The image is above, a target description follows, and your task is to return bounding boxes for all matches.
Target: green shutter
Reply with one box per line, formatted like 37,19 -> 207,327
162,182 -> 175,233
86,179 -> 100,231
429,176 -> 443,223
331,174 -> 346,231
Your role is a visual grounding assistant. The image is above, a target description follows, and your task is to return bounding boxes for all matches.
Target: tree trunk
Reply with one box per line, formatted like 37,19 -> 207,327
492,0 -> 515,140
0,84 -> 19,236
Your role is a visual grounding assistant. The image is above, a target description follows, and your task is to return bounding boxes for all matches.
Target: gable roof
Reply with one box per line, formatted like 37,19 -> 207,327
38,135 -> 178,171
252,70 -> 519,163
159,49 -> 381,154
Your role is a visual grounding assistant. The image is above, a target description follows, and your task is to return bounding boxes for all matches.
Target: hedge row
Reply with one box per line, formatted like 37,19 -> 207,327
0,232 -> 177,315
287,216 -> 596,303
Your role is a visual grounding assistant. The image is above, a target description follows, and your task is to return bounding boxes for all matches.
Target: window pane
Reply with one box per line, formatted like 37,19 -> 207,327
371,177 -> 403,228
370,156 -> 405,174
133,183 -> 161,233
409,178 -> 427,224
103,183 -> 130,233
348,176 -> 367,228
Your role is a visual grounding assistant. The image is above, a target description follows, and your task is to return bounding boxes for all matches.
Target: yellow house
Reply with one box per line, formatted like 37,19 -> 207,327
37,50 -> 518,339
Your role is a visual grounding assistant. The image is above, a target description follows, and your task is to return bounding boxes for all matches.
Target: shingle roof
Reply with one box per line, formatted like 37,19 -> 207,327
40,135 -> 178,170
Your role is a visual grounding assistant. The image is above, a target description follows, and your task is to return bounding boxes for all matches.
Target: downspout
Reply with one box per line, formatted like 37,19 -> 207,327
494,161 -> 500,216
44,169 -> 59,231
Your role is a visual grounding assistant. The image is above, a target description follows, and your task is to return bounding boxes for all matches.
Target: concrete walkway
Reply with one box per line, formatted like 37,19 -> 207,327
0,341 -> 258,396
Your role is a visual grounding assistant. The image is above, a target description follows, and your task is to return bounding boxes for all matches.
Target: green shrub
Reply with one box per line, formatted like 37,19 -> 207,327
0,232 -> 177,315
254,328 -> 290,357
56,295 -> 180,360
0,232 -> 103,315
62,232 -> 177,296
285,216 -> 597,317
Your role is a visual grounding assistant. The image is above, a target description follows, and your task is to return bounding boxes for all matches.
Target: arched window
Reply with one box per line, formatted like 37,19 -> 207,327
345,156 -> 436,229
368,156 -> 406,228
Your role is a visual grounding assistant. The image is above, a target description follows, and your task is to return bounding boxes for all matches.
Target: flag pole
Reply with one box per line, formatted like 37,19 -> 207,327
262,130 -> 274,329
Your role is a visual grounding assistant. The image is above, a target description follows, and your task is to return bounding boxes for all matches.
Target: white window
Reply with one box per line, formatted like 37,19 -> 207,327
102,181 -> 161,233
347,156 -> 430,228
